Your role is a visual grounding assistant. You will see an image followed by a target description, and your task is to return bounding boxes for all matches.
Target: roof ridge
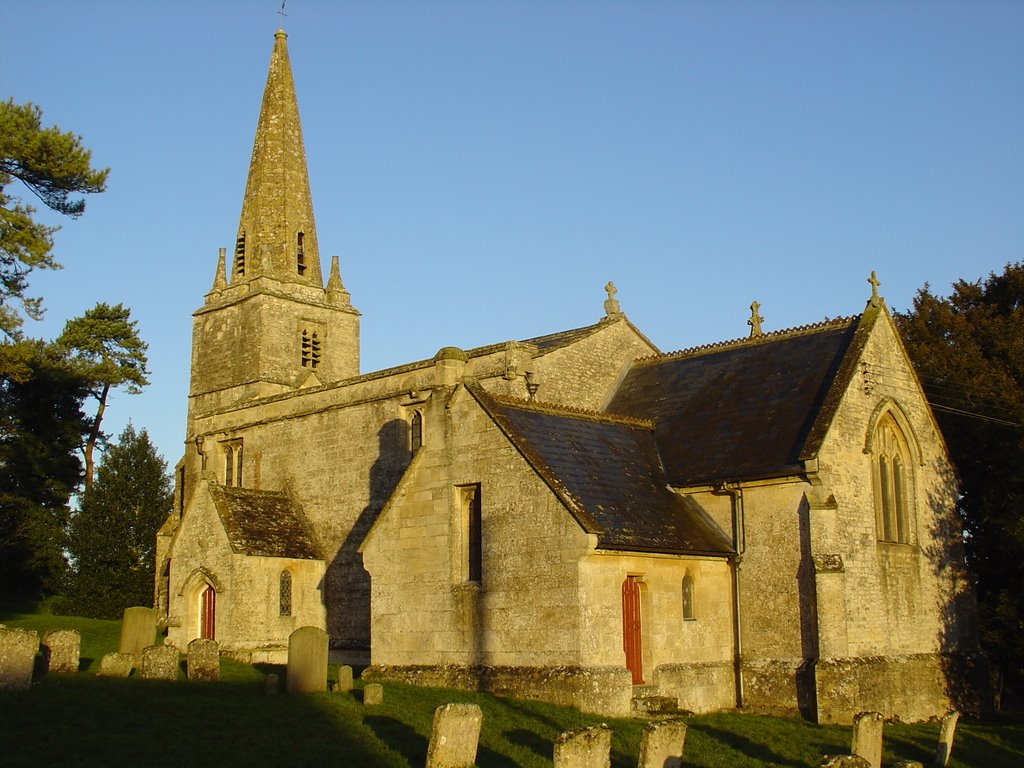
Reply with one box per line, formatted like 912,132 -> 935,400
487,392 -> 654,429
636,315 -> 860,364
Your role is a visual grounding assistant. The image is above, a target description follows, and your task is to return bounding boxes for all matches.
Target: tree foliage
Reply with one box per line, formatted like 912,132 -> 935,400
0,99 -> 108,343
0,340 -> 87,595
895,261 -> 1024,686
62,424 -> 171,618
56,302 -> 149,493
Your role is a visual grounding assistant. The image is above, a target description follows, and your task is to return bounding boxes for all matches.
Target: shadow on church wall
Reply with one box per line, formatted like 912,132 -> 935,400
795,494 -> 820,720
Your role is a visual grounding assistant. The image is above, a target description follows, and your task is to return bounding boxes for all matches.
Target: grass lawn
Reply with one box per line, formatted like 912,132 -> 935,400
1,600 -> 1022,767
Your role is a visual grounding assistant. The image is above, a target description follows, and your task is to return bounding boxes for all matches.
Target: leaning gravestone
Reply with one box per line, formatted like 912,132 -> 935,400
140,644 -> 179,681
851,711 -> 884,768
187,638 -> 219,681
335,664 -> 354,693
553,725 -> 612,768
0,627 -> 39,691
42,629 -> 80,674
638,718 -> 687,768
934,710 -> 959,767
119,607 -> 158,664
98,652 -> 135,677
363,683 -> 384,705
286,626 -> 327,693
425,703 -> 483,768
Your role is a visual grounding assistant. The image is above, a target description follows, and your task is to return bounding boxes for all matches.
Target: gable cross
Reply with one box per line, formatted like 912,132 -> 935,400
748,300 -> 764,337
868,270 -> 881,306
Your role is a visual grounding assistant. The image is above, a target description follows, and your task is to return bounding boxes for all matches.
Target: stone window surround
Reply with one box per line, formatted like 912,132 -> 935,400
865,401 -> 918,545
221,438 -> 243,487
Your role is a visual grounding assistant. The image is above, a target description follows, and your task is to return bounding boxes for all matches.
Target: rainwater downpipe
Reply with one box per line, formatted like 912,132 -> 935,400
715,482 -> 746,708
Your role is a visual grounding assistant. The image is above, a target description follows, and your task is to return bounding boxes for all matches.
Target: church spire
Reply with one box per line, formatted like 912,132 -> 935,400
233,29 -> 322,287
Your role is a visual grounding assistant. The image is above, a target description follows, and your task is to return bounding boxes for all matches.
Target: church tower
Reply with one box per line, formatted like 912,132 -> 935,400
189,29 -> 359,415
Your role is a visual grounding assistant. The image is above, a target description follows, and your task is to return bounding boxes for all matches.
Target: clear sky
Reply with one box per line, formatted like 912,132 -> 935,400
3,1 -> 1022,467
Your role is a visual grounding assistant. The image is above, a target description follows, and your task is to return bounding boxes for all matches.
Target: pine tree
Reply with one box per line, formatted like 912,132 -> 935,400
63,424 -> 171,618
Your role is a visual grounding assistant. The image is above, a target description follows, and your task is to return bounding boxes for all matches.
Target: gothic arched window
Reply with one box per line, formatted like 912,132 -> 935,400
872,412 -> 912,543
682,572 -> 696,621
279,570 -> 292,617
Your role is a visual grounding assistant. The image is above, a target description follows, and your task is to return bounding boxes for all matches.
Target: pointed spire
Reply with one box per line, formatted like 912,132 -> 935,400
326,255 -> 351,306
210,247 -> 228,295
235,29 -> 322,287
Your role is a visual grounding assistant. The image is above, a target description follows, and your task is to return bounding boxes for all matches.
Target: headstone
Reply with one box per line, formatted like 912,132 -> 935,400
187,638 -> 219,681
934,710 -> 959,767
286,626 -> 328,693
118,606 -> 158,664
0,627 -> 39,691
41,629 -> 80,673
638,718 -> 687,768
265,673 -> 280,695
820,758 -> 871,768
553,725 -> 612,768
336,664 -> 353,692
425,703 -> 483,768
851,711 -> 884,768
364,682 -> 384,705
140,644 -> 179,680
97,652 -> 135,677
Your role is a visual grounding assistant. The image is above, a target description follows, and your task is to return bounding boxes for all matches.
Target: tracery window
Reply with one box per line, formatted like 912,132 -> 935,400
872,412 -> 911,543
279,570 -> 292,617
682,572 -> 696,621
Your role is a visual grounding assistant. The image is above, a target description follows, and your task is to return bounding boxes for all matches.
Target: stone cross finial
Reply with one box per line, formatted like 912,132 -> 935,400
603,281 -> 621,317
868,270 -> 882,306
747,300 -> 764,337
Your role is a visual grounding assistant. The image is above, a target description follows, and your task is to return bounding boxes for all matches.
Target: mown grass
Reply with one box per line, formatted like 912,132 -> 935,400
1,600 -> 1022,767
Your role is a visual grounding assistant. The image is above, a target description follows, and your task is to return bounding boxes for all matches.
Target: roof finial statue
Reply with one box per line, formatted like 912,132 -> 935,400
747,300 -> 764,337
868,270 -> 882,307
603,281 -> 622,318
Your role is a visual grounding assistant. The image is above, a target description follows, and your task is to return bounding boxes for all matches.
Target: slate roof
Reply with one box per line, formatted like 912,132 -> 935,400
472,387 -> 734,556
209,485 -> 322,560
607,316 -> 864,486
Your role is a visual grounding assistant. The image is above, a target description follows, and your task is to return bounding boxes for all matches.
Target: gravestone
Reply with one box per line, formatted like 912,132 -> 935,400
335,664 -> 353,692
187,638 -> 219,681
119,607 -> 157,664
140,644 -> 179,680
265,673 -> 280,695
553,725 -> 611,768
934,710 -> 959,767
97,652 -> 135,677
364,683 -> 384,705
0,627 -> 39,691
42,629 -> 80,674
638,718 -> 687,768
851,711 -> 884,768
425,703 -> 483,768
820,757 -> 871,768
286,626 -> 328,693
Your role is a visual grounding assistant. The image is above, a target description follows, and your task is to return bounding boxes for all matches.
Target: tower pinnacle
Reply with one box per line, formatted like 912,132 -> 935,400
233,29 -> 322,287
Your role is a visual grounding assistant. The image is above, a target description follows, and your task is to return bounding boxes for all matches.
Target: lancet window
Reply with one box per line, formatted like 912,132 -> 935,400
279,570 -> 292,617
872,412 -> 912,543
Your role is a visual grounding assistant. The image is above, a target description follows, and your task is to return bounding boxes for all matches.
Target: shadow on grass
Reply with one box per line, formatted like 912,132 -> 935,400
688,723 -> 805,767
365,715 -> 428,765
505,727 -> 550,758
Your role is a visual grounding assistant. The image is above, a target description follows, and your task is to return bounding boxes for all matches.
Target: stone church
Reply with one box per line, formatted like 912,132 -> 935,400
157,29 -> 981,722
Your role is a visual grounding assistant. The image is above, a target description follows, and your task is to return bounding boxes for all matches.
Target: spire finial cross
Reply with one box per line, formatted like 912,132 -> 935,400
279,0 -> 287,27
748,300 -> 764,337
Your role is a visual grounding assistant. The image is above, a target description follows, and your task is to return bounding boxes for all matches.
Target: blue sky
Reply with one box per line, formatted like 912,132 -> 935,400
3,1 -> 1022,467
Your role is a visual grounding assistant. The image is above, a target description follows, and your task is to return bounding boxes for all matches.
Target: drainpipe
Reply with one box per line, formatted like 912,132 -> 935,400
714,482 -> 746,708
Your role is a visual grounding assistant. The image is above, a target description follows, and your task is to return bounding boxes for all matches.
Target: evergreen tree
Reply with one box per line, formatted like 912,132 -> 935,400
0,99 -> 108,348
895,261 -> 1024,688
63,424 -> 171,618
0,340 -> 87,595
56,303 -> 149,493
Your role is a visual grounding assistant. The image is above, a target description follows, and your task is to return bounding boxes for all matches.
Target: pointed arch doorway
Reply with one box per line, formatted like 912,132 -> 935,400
200,585 -> 216,640
622,576 -> 644,684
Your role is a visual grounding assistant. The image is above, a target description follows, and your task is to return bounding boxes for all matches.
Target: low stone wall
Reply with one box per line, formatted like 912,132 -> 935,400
654,661 -> 735,713
814,652 -> 988,724
363,664 -> 633,716
740,658 -> 813,716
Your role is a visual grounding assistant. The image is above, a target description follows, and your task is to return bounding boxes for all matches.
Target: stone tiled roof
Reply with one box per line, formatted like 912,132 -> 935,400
608,316 -> 863,486
472,388 -> 734,556
209,485 -> 322,560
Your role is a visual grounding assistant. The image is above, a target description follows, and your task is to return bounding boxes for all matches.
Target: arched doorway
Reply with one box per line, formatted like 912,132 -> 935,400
622,576 -> 644,684
200,585 -> 216,640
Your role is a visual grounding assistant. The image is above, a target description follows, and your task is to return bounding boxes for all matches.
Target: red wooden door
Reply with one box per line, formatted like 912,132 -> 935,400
200,586 -> 216,640
622,576 -> 644,684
